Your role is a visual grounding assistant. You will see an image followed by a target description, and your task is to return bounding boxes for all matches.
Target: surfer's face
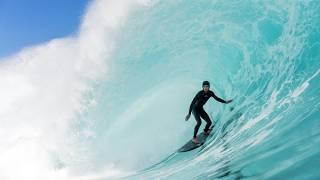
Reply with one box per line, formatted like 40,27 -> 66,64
203,85 -> 209,92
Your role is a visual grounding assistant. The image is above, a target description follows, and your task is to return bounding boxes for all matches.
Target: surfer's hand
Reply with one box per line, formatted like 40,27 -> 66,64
226,99 -> 233,104
185,114 -> 191,121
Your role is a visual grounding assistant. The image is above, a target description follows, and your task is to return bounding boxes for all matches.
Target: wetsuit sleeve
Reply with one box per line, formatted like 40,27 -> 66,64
188,91 -> 200,115
211,91 -> 227,103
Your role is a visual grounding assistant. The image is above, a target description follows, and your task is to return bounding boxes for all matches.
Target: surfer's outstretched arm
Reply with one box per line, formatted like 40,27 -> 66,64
188,91 -> 200,115
186,91 -> 201,121
211,91 -> 232,104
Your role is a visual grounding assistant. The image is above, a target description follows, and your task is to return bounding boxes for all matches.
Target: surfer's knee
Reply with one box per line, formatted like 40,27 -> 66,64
196,120 -> 202,127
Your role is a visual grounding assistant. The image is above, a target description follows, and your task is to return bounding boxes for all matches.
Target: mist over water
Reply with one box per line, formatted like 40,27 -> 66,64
0,0 -> 319,180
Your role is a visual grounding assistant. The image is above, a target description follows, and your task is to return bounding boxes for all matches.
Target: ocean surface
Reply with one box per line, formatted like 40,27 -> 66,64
0,0 -> 319,180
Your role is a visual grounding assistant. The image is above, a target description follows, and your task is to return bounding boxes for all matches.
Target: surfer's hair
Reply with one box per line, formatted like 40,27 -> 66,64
202,81 -> 210,87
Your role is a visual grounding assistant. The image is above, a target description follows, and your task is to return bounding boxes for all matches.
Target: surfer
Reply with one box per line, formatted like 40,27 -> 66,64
185,81 -> 232,144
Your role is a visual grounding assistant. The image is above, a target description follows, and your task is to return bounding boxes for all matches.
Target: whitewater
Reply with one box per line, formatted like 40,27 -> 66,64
0,0 -> 319,179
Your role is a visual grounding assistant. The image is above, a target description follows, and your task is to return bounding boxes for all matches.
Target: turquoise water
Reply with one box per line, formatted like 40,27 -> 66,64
78,1 -> 320,179
1,1 -> 319,179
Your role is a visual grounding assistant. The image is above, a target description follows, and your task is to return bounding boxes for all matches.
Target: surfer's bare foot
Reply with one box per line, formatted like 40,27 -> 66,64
192,137 -> 199,144
204,128 -> 212,135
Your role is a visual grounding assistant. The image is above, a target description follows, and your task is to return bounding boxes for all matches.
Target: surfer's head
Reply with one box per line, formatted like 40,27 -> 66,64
202,81 -> 210,92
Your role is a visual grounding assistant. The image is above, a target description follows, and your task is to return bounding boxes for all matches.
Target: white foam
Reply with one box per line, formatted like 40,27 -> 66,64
0,0 -> 151,179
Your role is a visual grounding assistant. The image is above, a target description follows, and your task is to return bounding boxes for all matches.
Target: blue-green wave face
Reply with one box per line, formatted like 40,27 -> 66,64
78,0 -> 320,179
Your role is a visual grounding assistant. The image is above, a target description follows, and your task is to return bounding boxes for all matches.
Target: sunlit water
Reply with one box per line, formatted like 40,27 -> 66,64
103,1 -> 320,179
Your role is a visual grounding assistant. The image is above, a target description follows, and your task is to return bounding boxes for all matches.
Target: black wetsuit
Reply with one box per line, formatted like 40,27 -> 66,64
188,90 -> 227,138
